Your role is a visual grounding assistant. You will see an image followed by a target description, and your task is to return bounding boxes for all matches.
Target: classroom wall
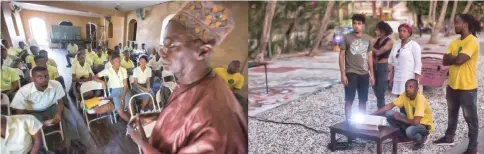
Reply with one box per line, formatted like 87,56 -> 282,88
104,16 -> 125,49
2,2 -> 27,47
124,1 -> 249,95
20,9 -> 101,44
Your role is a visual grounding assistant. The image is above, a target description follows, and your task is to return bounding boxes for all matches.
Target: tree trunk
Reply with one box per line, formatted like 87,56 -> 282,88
372,1 -> 377,19
308,1 -> 335,56
429,0 -> 449,44
447,0 -> 458,36
284,6 -> 304,53
432,1 -> 437,22
429,0 -> 434,23
256,1 -> 277,62
463,0 -> 472,14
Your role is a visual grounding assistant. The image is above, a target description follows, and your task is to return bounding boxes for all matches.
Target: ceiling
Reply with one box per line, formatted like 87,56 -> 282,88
15,2 -> 105,18
69,1 -> 168,11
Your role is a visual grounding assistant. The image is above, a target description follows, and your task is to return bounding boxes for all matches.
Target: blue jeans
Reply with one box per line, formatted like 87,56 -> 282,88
109,88 -> 130,111
445,86 -> 478,149
384,110 -> 429,144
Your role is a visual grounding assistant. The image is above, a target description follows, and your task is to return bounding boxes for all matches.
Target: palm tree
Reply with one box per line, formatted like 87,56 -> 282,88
463,0 -> 472,13
256,1 -> 277,61
432,1 -> 437,22
429,0 -> 449,44
447,0 -> 458,36
308,1 -> 335,56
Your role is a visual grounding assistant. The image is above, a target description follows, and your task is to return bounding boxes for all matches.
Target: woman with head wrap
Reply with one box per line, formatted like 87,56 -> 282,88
126,2 -> 247,154
388,24 -> 422,96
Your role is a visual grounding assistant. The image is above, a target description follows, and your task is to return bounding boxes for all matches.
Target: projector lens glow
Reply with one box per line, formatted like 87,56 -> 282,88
352,112 -> 364,123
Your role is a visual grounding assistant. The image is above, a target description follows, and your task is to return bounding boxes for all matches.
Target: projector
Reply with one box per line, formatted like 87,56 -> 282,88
349,113 -> 389,131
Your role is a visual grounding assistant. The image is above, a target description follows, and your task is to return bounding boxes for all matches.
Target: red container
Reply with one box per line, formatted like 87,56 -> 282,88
419,52 -> 449,87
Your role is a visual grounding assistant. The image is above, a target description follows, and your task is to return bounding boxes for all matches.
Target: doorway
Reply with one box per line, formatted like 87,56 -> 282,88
128,19 -> 137,41
28,18 -> 48,47
86,23 -> 96,47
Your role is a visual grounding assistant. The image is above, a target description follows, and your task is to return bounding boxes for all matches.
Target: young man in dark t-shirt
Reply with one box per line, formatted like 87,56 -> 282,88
339,14 -> 375,121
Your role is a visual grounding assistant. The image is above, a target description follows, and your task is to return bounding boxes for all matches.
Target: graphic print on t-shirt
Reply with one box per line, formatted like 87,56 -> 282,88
350,39 -> 370,71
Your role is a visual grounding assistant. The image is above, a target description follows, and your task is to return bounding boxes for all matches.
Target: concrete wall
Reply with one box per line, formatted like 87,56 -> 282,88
20,9 -> 101,43
104,16 -> 125,49
2,2 -> 27,47
124,1 -> 249,95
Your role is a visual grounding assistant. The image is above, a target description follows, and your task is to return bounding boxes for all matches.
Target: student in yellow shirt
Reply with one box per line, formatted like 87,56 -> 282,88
31,55 -> 64,89
25,46 -> 39,69
66,42 -> 78,67
70,50 -> 94,103
38,50 -> 57,67
18,41 -> 31,62
1,115 -> 43,154
93,54 -> 131,122
93,46 -> 108,74
1,47 -> 21,68
1,58 -> 20,100
434,14 -> 480,154
214,60 -> 244,91
372,79 -> 433,150
121,50 -> 134,72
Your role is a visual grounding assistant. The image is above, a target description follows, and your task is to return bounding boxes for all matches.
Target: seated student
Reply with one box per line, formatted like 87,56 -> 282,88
156,75 -> 176,108
121,50 -> 134,73
1,115 -> 43,154
5,41 -> 21,58
93,54 -> 131,122
11,66 -> 86,148
93,46 -> 108,74
35,50 -> 57,68
85,43 -> 95,63
371,79 -> 434,150
1,47 -> 21,68
66,42 -> 79,67
25,46 -> 40,69
71,50 -> 94,100
148,48 -> 163,78
17,42 -> 31,62
140,43 -> 147,54
1,57 -> 20,101
132,55 -> 153,113
30,55 -> 65,89
214,60 -> 246,113
123,41 -> 133,53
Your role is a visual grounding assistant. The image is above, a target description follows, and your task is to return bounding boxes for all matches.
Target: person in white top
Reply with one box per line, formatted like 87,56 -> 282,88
1,115 -> 43,154
10,66 -> 87,148
148,48 -> 163,76
133,55 -> 153,113
388,24 -> 422,96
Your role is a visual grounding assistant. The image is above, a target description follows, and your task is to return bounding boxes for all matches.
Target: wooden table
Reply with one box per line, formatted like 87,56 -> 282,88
248,62 -> 269,94
328,121 -> 399,154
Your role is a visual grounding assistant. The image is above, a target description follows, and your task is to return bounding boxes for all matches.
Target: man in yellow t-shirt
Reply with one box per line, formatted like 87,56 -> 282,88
25,46 -> 39,69
121,50 -> 134,72
372,79 -> 433,150
31,55 -> 61,82
65,42 -> 78,67
1,58 -> 20,100
434,14 -> 479,153
214,60 -> 244,91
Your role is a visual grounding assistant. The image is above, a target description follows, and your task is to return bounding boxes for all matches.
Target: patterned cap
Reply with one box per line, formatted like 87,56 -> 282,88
172,1 -> 234,45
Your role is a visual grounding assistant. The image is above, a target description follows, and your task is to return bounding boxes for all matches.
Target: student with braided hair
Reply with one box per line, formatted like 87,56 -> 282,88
434,14 -> 481,154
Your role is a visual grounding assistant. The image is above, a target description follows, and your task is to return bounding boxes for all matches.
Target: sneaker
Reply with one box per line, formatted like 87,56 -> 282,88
412,143 -> 424,150
433,136 -> 455,146
463,149 -> 477,154
66,64 -> 71,68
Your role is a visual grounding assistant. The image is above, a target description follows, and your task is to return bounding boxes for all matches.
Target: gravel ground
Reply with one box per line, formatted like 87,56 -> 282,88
249,59 -> 484,154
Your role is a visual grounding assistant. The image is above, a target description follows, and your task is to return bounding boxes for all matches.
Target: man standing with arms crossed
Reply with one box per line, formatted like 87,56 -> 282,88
433,14 -> 481,154
339,14 -> 375,121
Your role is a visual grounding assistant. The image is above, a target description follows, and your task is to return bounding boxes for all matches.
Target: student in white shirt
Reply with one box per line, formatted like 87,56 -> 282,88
10,66 -> 86,148
1,115 -> 43,154
132,55 -> 153,113
93,54 -> 131,122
